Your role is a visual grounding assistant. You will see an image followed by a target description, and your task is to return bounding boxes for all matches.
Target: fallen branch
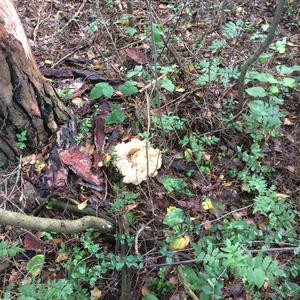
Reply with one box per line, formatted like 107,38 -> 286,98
0,208 -> 114,234
237,0 -> 286,111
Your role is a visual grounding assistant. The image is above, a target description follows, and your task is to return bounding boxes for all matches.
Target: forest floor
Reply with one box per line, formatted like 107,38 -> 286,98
1,0 -> 300,299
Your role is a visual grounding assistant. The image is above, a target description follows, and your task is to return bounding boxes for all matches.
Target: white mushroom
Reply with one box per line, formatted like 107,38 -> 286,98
114,139 -> 162,185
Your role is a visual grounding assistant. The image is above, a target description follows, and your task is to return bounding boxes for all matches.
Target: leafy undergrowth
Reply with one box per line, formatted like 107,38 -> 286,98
1,0 -> 300,299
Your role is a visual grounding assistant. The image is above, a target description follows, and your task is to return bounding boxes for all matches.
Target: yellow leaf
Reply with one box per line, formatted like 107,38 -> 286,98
44,59 -> 53,66
202,198 -> 213,210
170,235 -> 190,250
93,59 -> 102,70
175,87 -> 185,92
122,18 -> 130,26
197,21 -> 206,29
203,153 -> 211,161
55,251 -> 69,263
184,149 -> 193,162
35,159 -> 46,172
77,200 -> 88,210
167,206 -> 177,213
87,50 -> 96,59
276,193 -> 289,199
141,286 -> 150,296
240,183 -> 249,192
195,91 -> 204,98
187,64 -> 194,73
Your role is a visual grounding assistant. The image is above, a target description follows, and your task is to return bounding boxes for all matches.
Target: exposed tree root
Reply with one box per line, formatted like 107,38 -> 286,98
0,208 -> 114,234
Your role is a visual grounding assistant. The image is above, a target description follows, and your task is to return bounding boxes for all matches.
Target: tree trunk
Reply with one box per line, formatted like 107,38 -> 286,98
0,0 -> 67,168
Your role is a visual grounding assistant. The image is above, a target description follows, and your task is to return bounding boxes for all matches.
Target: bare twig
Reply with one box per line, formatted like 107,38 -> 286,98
134,219 -> 155,254
200,205 -> 253,227
54,0 -> 87,37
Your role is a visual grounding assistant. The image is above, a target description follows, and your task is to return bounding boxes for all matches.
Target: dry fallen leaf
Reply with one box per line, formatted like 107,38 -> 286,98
55,251 -> 69,263
284,117 -> 294,125
23,233 -> 44,251
90,287 -> 102,300
77,200 -> 88,210
125,47 -> 148,64
141,286 -> 151,296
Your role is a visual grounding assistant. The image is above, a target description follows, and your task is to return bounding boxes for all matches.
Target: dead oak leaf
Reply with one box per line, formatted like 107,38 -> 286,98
23,233 -> 44,251
125,47 -> 148,64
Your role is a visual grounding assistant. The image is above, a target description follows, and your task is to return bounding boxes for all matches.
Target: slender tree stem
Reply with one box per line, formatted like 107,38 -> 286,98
237,0 -> 286,111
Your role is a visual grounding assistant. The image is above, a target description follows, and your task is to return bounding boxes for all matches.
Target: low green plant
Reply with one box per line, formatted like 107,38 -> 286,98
13,278 -> 88,300
56,88 -> 72,101
90,82 -> 114,99
183,239 -> 286,299
105,103 -> 126,125
243,99 -> 284,141
119,80 -> 138,95
0,240 -> 24,257
148,267 -> 173,297
109,191 -> 139,213
180,134 -> 219,174
152,114 -> 186,132
162,176 -> 191,196
76,117 -> 93,142
87,19 -> 100,33
196,58 -> 239,86
253,188 -> 297,240
221,19 -> 243,39
16,130 -> 28,150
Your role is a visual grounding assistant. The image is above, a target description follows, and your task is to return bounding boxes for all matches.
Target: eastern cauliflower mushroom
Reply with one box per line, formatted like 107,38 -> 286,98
114,139 -> 162,185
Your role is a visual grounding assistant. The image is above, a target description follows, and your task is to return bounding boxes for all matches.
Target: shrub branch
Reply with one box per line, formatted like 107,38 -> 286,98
237,0 -> 286,111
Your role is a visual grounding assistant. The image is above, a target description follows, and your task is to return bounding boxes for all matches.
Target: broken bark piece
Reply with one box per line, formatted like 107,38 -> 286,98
59,145 -> 103,186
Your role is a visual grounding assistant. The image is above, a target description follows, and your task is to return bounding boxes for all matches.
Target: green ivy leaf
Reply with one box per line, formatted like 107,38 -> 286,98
282,77 -> 296,88
276,64 -> 300,74
163,207 -> 186,227
105,104 -> 126,125
248,268 -> 265,288
160,78 -> 175,92
26,254 -> 45,276
90,82 -> 114,99
245,86 -> 267,97
119,80 -> 138,95
127,65 -> 143,78
125,27 -> 137,36
153,23 -> 163,43
269,86 -> 279,94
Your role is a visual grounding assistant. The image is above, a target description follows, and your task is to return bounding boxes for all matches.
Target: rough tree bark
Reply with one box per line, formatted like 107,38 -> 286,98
0,1 -> 114,234
0,0 -> 67,167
